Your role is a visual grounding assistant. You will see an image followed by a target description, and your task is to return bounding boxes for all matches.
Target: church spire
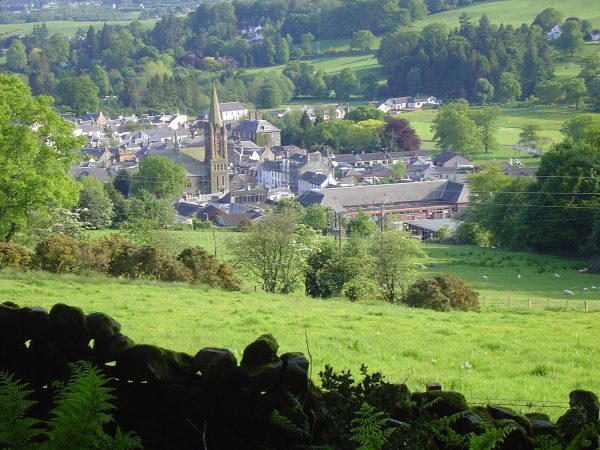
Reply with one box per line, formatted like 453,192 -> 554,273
207,83 -> 223,127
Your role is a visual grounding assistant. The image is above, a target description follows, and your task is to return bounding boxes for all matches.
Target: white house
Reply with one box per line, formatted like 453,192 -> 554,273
377,97 -> 410,112
219,102 -> 248,122
547,24 -> 562,41
256,160 -> 288,189
297,171 -> 337,194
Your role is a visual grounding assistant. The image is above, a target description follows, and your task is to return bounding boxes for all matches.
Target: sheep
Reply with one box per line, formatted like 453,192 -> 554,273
579,268 -> 588,273
517,274 -> 522,280
482,275 -> 488,280
583,288 -> 589,292
553,273 -> 560,279
592,286 -> 598,290
564,290 -> 574,296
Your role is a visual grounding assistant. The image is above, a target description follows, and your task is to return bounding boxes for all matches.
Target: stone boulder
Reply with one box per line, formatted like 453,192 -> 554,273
87,312 -> 121,344
49,303 -> 90,357
116,344 -> 196,383
237,360 -> 283,393
280,352 -> 309,394
94,333 -> 133,363
195,347 -> 237,386
22,306 -> 52,341
569,390 -> 599,421
241,334 -> 279,366
488,405 -> 532,435
0,303 -> 24,346
525,413 -> 557,436
411,391 -> 469,418
495,419 -> 534,450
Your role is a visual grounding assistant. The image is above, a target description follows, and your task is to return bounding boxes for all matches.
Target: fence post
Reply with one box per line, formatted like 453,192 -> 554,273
585,300 -> 588,312
482,297 -> 485,308
528,299 -> 532,311
508,298 -> 512,311
566,300 -> 569,309
547,299 -> 550,309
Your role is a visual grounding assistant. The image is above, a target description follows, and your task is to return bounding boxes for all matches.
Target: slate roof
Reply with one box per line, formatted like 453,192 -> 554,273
218,211 -> 262,227
233,120 -> 281,134
71,166 -> 110,182
331,154 -> 359,164
387,150 -> 431,160
433,151 -> 473,167
297,180 -> 469,212
259,161 -> 284,172
299,171 -> 329,186
405,218 -> 458,233
357,152 -> 387,162
175,202 -> 201,217
219,102 -> 247,112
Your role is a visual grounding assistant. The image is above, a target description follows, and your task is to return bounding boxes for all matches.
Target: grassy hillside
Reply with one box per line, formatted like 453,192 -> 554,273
0,18 -> 156,37
416,0 -> 600,30
1,261 -> 599,420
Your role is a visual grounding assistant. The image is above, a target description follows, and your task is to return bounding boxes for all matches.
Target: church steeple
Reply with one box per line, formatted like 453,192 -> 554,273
204,83 -> 229,193
207,83 -> 223,127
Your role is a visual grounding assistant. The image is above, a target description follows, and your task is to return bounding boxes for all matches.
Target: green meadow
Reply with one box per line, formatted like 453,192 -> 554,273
0,18 -> 156,37
5,232 -> 600,418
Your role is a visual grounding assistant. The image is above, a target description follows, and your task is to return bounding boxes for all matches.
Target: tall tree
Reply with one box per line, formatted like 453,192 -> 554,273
473,78 -> 494,105
431,100 -> 481,155
557,20 -> 584,58
335,68 -> 359,99
131,156 -> 186,199
5,40 -> 27,72
532,7 -> 564,31
382,118 -> 421,152
76,176 -> 114,229
56,75 -> 100,116
0,74 -> 84,242
563,78 -> 587,110
495,72 -> 521,104
472,107 -> 501,153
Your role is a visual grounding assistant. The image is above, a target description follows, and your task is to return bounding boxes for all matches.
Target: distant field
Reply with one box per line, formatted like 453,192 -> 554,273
1,239 -> 599,419
0,18 -> 156,37
415,0 -> 600,30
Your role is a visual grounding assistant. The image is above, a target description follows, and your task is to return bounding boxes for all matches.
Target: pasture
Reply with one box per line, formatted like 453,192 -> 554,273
0,18 -> 156,37
1,237 -> 599,420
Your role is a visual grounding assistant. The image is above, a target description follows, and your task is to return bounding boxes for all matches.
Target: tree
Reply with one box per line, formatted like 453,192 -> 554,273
587,76 -> 600,112
46,33 -> 69,65
56,76 -> 100,116
471,107 -> 501,153
382,118 -> 421,152
557,20 -> 584,58
519,123 -> 543,143
302,204 -> 330,233
76,177 -> 114,229
350,30 -> 376,52
495,72 -> 521,104
131,156 -> 186,199
344,105 -> 385,123
535,80 -> 564,105
0,74 -> 83,242
5,40 -> 27,72
473,78 -> 494,105
345,211 -> 377,238
228,211 -> 320,293
335,68 -> 359,99
561,114 -> 600,145
104,182 -> 129,226
304,241 -> 351,298
370,231 -> 426,303
89,65 -> 111,98
431,100 -> 481,156
563,78 -> 587,110
532,7 -> 564,31
404,273 -> 479,311
467,165 -> 511,210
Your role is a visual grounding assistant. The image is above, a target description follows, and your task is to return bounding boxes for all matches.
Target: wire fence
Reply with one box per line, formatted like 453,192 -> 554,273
481,297 -> 600,312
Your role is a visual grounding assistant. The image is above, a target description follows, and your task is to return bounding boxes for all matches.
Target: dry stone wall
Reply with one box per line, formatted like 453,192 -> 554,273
1,301 -> 599,449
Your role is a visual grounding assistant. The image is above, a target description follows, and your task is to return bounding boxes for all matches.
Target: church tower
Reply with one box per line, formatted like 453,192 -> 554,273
204,84 -> 229,193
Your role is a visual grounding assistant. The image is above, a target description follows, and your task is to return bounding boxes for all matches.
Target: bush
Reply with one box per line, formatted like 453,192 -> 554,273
0,243 -> 33,270
136,244 -> 192,283
34,234 -> 81,274
343,275 -> 380,302
78,240 -> 111,274
217,262 -> 242,291
404,273 -> 480,312
98,233 -> 142,278
455,222 -> 492,247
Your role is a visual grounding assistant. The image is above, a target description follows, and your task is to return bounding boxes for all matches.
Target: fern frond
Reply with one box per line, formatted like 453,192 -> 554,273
46,361 -> 116,449
349,402 -> 394,450
468,425 -> 512,450
110,426 -> 143,450
0,371 -> 43,449
271,409 -> 307,436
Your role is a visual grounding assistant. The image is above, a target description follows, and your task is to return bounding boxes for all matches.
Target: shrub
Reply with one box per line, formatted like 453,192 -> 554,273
0,243 -> 33,270
177,247 -> 221,286
404,273 -> 480,312
343,275 -> 380,302
34,234 -> 81,274
78,240 -> 111,274
136,244 -> 192,283
455,222 -> 492,247
97,233 -> 141,278
217,262 -> 242,291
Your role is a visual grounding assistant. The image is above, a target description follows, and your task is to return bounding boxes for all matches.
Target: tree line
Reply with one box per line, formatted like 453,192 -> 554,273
457,114 -> 600,256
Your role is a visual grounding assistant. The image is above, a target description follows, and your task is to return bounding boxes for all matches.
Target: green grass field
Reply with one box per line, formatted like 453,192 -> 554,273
3,234 -> 600,418
0,18 -> 156,37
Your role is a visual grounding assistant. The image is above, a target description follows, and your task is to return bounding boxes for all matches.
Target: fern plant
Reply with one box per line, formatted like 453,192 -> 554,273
270,391 -> 311,438
349,402 -> 394,450
46,361 -> 141,449
0,372 -> 43,449
0,363 -> 141,450
468,425 -> 511,450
